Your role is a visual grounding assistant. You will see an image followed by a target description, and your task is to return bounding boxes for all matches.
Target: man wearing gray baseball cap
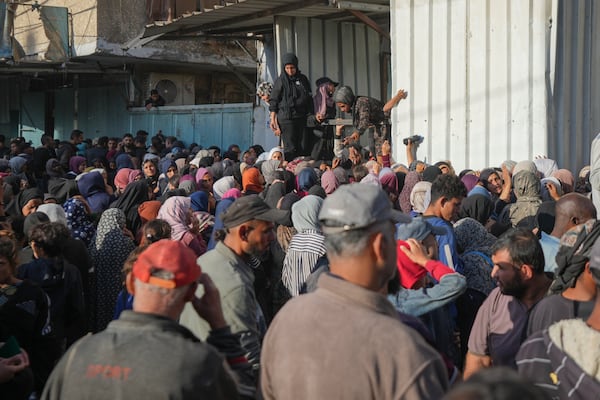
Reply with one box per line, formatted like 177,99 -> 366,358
260,184 -> 448,399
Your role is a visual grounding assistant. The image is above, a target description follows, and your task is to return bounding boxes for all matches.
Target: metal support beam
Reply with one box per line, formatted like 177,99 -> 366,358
332,1 -> 389,13
223,55 -> 255,93
122,33 -> 165,50
348,9 -> 389,40
234,40 -> 257,62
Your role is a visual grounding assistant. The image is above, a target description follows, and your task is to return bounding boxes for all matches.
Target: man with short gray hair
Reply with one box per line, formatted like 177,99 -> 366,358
260,184 -> 448,399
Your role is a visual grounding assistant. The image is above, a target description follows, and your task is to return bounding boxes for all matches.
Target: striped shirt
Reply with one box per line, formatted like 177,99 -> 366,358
281,230 -> 326,297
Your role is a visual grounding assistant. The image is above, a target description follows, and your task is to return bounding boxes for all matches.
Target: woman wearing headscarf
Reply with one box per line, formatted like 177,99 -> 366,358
76,171 -> 113,214
379,168 -> 400,208
268,146 -> 284,161
399,171 -> 422,214
212,175 -> 237,202
269,53 -> 313,161
454,218 -> 497,296
142,158 -> 159,194
109,179 -> 149,235
46,159 -> 78,204
9,155 -> 27,177
459,194 -> 494,226
158,158 -> 177,194
261,159 -> 282,188
262,169 -> 287,209
138,200 -> 162,225
540,177 -> 563,202
453,217 -> 498,359
63,198 -> 95,247
320,169 -> 339,195
512,160 -> 538,176
461,174 -> 480,193
194,167 -> 216,210
88,208 -> 135,332
409,181 -> 432,217
157,196 -> 205,256
194,167 -> 213,192
89,168 -> 114,196
281,195 -> 326,297
134,200 -> 163,244
295,167 -> 318,197
190,191 -> 214,245
533,158 -> 558,178
113,168 -> 136,195
115,153 -> 134,170
242,167 -> 265,195
66,156 -> 86,179
551,169 -> 575,194
207,188 -> 242,251
498,170 -> 542,229
5,188 -> 43,217
36,204 -> 68,226
178,178 -> 196,196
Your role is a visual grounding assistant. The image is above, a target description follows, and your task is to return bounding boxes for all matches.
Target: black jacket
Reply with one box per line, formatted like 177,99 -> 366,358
269,73 -> 313,120
42,312 -> 247,400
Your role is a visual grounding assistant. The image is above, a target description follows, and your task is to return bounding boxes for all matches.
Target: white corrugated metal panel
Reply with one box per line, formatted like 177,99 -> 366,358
274,16 -> 382,100
390,0 -> 557,171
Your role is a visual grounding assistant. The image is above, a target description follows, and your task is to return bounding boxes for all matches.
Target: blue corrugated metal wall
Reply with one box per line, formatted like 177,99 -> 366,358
129,104 -> 254,150
20,85 -> 253,150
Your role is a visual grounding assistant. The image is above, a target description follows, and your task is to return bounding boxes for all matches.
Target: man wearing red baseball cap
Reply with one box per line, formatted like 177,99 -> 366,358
42,240 -> 252,400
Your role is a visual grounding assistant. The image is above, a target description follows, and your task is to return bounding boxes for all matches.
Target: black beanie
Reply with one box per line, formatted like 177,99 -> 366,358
282,53 -> 298,68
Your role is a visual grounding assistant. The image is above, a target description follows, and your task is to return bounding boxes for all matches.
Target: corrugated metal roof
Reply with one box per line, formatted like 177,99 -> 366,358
143,0 -> 389,38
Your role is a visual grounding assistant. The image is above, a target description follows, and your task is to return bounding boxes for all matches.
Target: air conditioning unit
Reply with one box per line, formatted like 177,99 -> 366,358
148,73 -> 195,105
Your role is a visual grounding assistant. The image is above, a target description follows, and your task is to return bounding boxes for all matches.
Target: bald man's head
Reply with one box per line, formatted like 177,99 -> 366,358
553,193 -> 597,237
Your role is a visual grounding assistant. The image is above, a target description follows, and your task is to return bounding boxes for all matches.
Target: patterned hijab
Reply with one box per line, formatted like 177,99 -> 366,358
88,208 -> 135,331
63,198 -> 95,246
400,171 -> 422,213
454,217 -> 497,295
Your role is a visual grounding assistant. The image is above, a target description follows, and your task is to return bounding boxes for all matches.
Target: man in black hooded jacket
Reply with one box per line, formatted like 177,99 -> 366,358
269,53 -> 313,161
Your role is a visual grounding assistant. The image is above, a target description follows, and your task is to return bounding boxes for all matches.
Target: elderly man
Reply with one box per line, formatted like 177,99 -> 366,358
41,240 -> 247,400
180,195 -> 288,383
260,184 -> 448,399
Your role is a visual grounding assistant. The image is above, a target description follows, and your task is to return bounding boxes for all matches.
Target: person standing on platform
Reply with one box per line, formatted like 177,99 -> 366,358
269,53 -> 313,161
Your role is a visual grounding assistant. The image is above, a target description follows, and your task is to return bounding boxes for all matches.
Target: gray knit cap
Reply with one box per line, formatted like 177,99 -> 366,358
333,85 -> 355,105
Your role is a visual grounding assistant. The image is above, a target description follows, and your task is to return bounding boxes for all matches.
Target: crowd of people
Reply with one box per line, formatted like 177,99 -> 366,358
0,65 -> 600,399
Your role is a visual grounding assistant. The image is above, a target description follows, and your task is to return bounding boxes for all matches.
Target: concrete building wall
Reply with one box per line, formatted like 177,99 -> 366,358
12,1 -> 97,60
